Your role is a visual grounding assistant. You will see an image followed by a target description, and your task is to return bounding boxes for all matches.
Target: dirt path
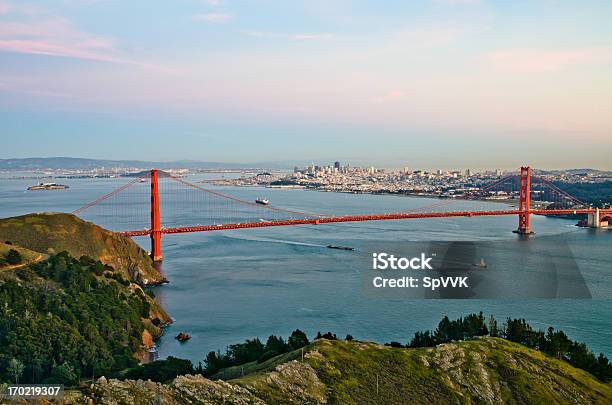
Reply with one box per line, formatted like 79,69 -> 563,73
0,254 -> 44,271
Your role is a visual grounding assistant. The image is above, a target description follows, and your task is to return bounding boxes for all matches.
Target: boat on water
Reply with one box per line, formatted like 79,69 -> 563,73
473,258 -> 487,268
327,245 -> 355,251
255,198 -> 269,205
27,182 -> 69,190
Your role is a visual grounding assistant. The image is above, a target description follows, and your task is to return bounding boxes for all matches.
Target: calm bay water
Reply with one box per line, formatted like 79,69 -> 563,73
1,174 -> 610,362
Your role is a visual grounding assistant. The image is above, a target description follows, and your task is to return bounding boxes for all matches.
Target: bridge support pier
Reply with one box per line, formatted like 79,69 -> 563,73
150,169 -> 163,262
587,208 -> 603,228
514,166 -> 534,235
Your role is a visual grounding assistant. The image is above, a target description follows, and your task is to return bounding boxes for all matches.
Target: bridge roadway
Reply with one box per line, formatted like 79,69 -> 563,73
120,208 -> 609,237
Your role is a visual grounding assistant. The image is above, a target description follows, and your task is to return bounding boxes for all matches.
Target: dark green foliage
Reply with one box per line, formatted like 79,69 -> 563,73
288,329 -> 309,349
386,341 -> 404,348
502,319 -> 611,383
124,357 -> 194,383
552,181 -> 612,206
406,312 -> 489,347
407,313 -> 612,383
5,249 -> 22,265
203,331 -> 310,376
409,330 -> 435,348
0,252 -> 152,385
264,335 -> 287,354
228,338 -> 265,365
315,331 -> 337,341
43,362 -> 79,386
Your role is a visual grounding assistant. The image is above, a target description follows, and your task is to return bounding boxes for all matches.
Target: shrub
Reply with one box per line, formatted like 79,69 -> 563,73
6,249 -> 23,265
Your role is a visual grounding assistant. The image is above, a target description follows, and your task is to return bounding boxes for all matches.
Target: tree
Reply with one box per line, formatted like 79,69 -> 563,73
6,249 -> 23,265
265,335 -> 287,353
488,315 -> 498,337
288,329 -> 309,350
203,351 -> 226,376
47,362 -> 79,386
593,353 -> 612,382
8,358 -> 25,383
409,331 -> 436,348
124,357 -> 194,383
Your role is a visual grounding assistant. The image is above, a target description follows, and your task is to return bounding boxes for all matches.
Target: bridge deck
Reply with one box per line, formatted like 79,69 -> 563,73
120,208 -> 605,237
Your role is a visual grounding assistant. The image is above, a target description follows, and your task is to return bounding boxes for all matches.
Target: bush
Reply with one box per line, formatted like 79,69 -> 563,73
6,249 -> 23,265
124,357 -> 194,383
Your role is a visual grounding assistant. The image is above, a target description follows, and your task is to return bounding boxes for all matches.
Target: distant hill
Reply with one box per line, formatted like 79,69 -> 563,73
83,338 -> 611,404
0,157 -> 293,170
0,213 -> 165,285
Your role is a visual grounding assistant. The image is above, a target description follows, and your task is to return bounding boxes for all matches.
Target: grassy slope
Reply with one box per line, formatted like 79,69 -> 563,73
0,212 -> 164,285
0,241 -> 44,269
230,338 -> 611,405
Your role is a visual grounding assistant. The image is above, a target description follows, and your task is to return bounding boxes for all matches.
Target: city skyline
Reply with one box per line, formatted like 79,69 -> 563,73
1,1 -> 612,169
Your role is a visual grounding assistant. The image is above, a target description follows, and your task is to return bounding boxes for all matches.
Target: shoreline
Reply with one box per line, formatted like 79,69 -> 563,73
201,180 -> 527,208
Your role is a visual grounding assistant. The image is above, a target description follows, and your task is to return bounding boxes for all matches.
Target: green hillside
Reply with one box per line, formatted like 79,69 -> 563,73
0,213 -> 164,285
0,252 -> 171,386
230,338 -> 611,404
83,337 -> 611,404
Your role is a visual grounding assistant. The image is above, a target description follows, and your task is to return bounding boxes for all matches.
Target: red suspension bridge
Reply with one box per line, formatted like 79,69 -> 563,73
72,166 -> 611,262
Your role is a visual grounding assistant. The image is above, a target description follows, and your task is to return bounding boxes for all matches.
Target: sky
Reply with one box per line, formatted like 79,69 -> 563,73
0,0 -> 611,170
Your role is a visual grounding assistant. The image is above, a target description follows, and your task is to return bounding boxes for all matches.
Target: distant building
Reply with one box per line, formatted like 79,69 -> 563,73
334,161 -> 341,169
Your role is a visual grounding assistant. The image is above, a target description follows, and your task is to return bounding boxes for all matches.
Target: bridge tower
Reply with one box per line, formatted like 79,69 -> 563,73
515,166 -> 533,235
150,169 -> 163,261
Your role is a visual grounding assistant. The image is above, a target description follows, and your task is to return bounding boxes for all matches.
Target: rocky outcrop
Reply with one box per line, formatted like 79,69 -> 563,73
85,376 -> 265,405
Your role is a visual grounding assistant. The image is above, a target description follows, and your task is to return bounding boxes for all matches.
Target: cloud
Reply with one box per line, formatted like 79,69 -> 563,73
242,31 -> 333,41
192,12 -> 233,22
487,47 -> 612,73
0,3 -> 167,70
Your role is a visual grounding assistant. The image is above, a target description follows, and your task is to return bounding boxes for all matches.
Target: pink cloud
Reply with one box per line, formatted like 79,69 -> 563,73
487,47 -> 612,73
0,4 -> 163,69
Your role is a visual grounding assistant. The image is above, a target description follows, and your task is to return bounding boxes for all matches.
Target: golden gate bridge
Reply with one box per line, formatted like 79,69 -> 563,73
71,166 -> 611,262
